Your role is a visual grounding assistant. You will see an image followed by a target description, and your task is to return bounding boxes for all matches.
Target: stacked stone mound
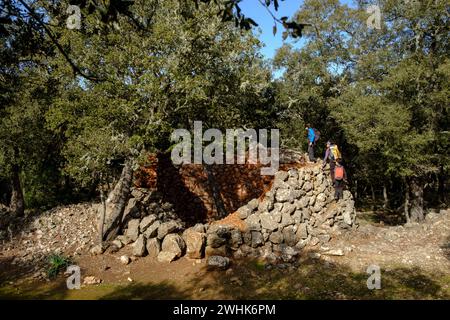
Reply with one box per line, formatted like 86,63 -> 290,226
112,161 -> 357,266
109,188 -> 198,263
204,163 -> 357,263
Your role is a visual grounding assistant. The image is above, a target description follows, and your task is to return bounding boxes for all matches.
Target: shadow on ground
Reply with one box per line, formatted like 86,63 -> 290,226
2,252 -> 448,300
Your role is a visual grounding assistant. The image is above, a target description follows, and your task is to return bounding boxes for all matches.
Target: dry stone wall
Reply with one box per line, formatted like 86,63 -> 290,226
109,162 -> 357,266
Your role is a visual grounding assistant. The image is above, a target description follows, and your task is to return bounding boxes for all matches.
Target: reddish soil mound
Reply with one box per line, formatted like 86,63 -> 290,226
134,152 -> 306,225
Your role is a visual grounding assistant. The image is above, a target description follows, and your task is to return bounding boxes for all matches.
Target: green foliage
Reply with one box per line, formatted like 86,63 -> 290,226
47,254 -> 72,279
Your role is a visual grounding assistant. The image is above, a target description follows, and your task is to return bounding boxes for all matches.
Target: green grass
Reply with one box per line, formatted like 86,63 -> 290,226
46,254 -> 72,279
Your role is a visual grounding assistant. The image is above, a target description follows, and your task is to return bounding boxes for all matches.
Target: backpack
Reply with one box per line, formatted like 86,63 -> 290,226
329,145 -> 341,161
313,129 -> 320,144
335,165 -> 344,181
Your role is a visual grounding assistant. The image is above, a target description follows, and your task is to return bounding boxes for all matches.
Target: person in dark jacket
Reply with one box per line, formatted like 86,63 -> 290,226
306,124 -> 316,162
333,158 -> 347,201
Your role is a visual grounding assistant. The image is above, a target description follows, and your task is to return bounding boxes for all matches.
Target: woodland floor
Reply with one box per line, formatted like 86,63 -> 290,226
0,209 -> 449,300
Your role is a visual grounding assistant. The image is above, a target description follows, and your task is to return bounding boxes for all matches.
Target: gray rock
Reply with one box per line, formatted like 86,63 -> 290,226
140,214 -> 157,232
207,232 -> 227,248
298,197 -> 310,209
251,231 -> 264,248
288,169 -> 298,179
207,256 -> 230,270
116,235 -> 132,245
281,211 -> 294,227
242,231 -> 252,246
125,219 -> 140,242
157,221 -> 180,239
247,199 -> 259,211
302,209 -> 311,220
343,209 -> 353,225
90,244 -> 104,256
192,223 -> 206,233
123,198 -> 139,219
282,226 -> 297,246
296,223 -> 308,240
161,234 -> 186,258
281,203 -> 296,215
293,210 -> 303,224
229,229 -> 243,248
143,221 -> 160,239
295,238 -> 309,250
260,213 -> 278,231
322,249 -> 344,256
183,229 -> 206,259
316,193 -> 327,204
274,171 -> 289,182
146,238 -> 161,257
275,188 -> 292,202
157,251 -> 178,263
120,255 -> 130,265
245,213 -> 261,231
205,245 -> 229,257
237,206 -> 252,219
318,234 -> 331,243
112,239 -> 123,249
303,181 -> 313,192
269,231 -> 283,244
132,235 -> 146,257
258,198 -> 274,212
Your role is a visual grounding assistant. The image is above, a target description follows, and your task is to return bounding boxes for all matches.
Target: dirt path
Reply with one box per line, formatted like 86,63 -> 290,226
1,210 -> 449,299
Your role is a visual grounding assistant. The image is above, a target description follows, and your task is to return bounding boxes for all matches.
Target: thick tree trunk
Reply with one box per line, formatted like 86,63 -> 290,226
408,177 -> 425,222
204,164 -> 227,219
101,160 -> 134,241
10,164 -> 24,217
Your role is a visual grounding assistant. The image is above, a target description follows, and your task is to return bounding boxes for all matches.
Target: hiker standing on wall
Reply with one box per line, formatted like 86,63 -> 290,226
305,124 -> 318,162
322,140 -> 341,182
333,158 -> 347,201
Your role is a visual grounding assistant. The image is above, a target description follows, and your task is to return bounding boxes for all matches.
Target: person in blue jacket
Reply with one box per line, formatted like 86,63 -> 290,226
306,123 -> 316,162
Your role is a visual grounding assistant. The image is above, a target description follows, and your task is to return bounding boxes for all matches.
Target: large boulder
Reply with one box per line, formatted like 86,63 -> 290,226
207,256 -> 230,270
157,251 -> 178,263
132,234 -> 146,257
143,221 -> 160,239
183,228 -> 206,259
125,219 -> 140,242
157,221 -> 181,239
140,215 -> 157,232
146,238 -> 161,257
161,234 -> 186,258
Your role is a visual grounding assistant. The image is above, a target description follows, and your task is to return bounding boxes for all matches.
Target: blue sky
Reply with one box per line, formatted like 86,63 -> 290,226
239,0 -> 356,61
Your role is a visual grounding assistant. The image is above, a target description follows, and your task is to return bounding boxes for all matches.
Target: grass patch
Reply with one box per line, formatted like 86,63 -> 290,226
46,254 -> 72,279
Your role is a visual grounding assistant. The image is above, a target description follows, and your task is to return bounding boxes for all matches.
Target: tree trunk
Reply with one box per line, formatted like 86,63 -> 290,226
408,177 -> 425,222
204,164 -> 227,219
383,183 -> 389,209
99,188 -> 106,245
10,164 -> 24,217
370,184 -> 376,210
101,159 -> 134,241
404,181 -> 410,223
437,165 -> 445,204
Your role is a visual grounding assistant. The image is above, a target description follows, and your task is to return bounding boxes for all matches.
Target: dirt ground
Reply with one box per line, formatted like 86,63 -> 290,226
1,210 -> 449,300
